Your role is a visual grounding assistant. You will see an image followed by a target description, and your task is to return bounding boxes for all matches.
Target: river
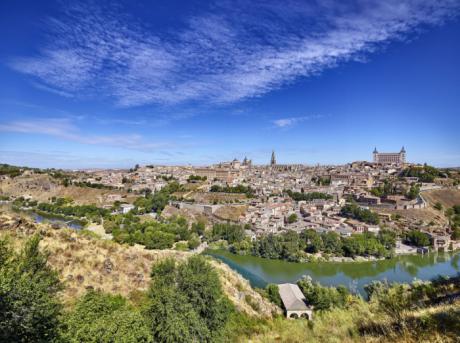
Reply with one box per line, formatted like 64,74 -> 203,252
30,212 -> 83,230
206,249 -> 460,295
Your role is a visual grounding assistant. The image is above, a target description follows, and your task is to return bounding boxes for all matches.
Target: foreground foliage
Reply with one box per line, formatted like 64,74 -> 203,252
0,235 -> 62,342
145,256 -> 233,342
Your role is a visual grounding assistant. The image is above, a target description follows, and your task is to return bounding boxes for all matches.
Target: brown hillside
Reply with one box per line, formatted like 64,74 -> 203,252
0,212 -> 279,318
0,173 -> 135,205
422,189 -> 460,208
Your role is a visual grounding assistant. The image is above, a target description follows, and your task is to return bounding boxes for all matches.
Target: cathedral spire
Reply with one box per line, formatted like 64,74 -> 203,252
270,150 -> 276,166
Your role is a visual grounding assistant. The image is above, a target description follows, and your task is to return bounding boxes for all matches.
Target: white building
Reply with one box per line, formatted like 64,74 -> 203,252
278,283 -> 313,320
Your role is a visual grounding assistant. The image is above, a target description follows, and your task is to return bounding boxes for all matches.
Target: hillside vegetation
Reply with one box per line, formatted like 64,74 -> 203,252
1,211 -> 459,343
0,173 -> 135,205
0,212 -> 278,318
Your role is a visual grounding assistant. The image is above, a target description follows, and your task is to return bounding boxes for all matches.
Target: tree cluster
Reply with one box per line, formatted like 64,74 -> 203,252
210,184 -> 255,197
340,203 -> 380,225
210,222 -> 246,244
230,229 -> 396,261
400,164 -> 445,183
36,202 -> 110,223
133,181 -> 184,214
70,180 -> 116,190
187,175 -> 207,182
285,190 -> 333,202
404,230 -> 431,247
0,164 -> 22,178
297,276 -> 350,311
104,214 -> 192,249
0,235 -> 234,342
447,205 -> 460,240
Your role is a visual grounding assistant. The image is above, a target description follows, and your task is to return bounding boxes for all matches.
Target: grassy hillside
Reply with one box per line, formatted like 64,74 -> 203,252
0,211 -> 278,317
1,210 -> 458,343
239,299 -> 460,342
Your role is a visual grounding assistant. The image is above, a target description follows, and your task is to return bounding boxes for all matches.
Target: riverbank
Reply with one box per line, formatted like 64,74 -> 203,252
12,206 -> 87,229
206,249 -> 460,295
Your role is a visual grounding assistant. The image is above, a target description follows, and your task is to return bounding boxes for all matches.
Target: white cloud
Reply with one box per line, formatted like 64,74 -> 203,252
0,118 -> 171,152
272,115 -> 323,128
9,0 -> 460,107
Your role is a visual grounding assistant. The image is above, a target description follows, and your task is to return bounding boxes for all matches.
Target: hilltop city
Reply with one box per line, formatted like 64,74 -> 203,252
2,147 -> 460,261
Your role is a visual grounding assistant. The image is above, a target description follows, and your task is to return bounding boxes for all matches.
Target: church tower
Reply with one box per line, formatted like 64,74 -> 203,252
373,147 -> 378,163
400,146 -> 406,163
270,150 -> 276,166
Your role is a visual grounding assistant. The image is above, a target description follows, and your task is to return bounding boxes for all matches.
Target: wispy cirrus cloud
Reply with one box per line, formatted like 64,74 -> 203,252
272,115 -> 324,128
9,0 -> 460,107
0,118 -> 172,152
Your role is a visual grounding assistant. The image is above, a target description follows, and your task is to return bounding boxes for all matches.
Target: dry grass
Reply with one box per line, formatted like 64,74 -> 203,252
422,189 -> 460,209
191,192 -> 247,204
0,212 -> 278,318
0,173 -> 135,205
241,299 -> 460,343
375,207 -> 447,227
214,205 -> 248,221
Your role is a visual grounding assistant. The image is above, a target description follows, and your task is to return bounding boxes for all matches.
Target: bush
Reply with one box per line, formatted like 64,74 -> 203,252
145,256 -> 233,342
187,234 -> 201,250
340,203 -> 380,225
287,213 -> 298,224
297,276 -> 350,311
60,291 -> 152,342
404,230 -> 431,247
266,284 -> 283,308
0,235 -> 63,342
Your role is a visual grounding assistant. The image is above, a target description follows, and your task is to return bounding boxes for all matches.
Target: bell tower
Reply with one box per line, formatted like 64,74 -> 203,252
270,150 -> 276,166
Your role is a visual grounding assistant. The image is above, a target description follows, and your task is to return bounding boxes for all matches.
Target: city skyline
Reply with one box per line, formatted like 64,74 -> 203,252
1,0 -> 460,169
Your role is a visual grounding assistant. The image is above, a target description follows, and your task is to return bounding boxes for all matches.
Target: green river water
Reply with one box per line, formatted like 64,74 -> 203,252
206,250 -> 460,295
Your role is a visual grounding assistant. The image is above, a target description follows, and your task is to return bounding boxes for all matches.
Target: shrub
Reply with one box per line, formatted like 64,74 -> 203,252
0,235 -> 63,342
60,290 -> 152,342
266,284 -> 283,308
145,256 -> 233,342
297,276 -> 350,311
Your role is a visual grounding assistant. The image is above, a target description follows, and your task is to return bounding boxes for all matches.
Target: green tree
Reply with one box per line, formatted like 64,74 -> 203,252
406,184 -> 420,200
266,284 -> 283,308
145,256 -> 232,342
322,231 -> 342,255
61,291 -> 152,342
191,221 -> 206,236
177,256 -> 232,333
377,229 -> 397,250
0,235 -> 63,343
297,277 -> 349,311
302,229 -> 324,253
187,234 -> 201,250
287,213 -> 298,224
405,230 -> 431,247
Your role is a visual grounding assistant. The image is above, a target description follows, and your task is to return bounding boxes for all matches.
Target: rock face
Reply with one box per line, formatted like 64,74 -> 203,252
103,258 -> 114,274
210,259 -> 281,318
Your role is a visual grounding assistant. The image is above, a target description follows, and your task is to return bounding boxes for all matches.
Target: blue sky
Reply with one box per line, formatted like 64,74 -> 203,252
0,0 -> 459,169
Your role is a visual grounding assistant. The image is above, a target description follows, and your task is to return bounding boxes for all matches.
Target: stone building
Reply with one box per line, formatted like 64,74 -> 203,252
278,283 -> 313,320
373,147 -> 406,165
